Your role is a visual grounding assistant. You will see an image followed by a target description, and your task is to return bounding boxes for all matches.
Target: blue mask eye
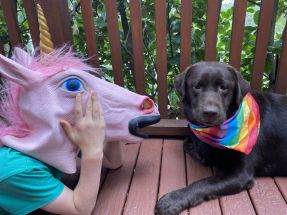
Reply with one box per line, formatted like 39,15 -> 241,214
62,78 -> 84,92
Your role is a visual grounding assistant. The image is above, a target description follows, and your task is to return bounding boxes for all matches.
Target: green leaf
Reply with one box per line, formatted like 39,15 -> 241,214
253,10 -> 260,24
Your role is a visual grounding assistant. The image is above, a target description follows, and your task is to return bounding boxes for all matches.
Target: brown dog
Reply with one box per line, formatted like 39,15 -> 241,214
155,62 -> 287,214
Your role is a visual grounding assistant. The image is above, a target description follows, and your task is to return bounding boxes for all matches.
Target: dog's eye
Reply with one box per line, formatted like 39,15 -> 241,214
194,84 -> 202,90
220,85 -> 228,91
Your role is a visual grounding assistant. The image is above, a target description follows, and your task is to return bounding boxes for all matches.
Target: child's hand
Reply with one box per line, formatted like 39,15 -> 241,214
44,92 -> 105,214
60,91 -> 105,156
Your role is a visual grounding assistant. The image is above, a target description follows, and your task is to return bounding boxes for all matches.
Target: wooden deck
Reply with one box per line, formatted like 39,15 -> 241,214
93,138 -> 287,215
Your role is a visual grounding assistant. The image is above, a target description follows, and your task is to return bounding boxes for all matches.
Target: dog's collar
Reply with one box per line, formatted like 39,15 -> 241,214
189,93 -> 260,155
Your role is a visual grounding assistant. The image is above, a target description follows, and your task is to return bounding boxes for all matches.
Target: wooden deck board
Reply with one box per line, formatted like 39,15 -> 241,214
158,139 -> 188,215
220,191 -> 256,215
186,155 -> 222,215
91,138 -> 287,215
93,143 -> 140,215
275,177 -> 287,202
158,139 -> 186,197
123,139 -> 162,215
249,178 -> 287,215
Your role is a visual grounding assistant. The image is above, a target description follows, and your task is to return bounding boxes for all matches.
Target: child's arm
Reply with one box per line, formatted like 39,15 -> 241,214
42,92 -> 105,215
103,141 -> 123,169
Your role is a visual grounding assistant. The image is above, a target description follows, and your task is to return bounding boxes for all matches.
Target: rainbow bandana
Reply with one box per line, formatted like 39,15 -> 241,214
189,93 -> 260,155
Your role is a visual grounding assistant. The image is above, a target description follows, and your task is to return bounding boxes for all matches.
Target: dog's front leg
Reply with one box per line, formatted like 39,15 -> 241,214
155,171 -> 254,215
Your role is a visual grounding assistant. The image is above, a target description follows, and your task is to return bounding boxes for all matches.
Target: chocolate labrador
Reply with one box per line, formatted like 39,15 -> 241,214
155,62 -> 287,215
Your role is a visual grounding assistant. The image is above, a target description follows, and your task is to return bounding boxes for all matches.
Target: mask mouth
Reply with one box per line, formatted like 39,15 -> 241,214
128,115 -> 160,138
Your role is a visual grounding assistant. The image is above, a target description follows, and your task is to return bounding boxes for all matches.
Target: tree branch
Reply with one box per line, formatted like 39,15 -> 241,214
247,0 -> 261,6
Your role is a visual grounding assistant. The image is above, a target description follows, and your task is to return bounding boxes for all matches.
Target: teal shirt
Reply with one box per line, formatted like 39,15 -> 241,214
0,147 -> 64,215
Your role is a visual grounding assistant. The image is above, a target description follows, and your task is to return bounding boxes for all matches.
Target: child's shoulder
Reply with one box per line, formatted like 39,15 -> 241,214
0,147 -> 52,181
0,148 -> 65,215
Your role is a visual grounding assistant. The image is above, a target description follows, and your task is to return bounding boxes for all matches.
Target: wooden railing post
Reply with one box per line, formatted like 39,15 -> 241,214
130,0 -> 146,95
205,0 -> 221,61
229,0 -> 247,71
251,0 -> 275,91
23,0 -> 40,48
180,0 -> 192,72
155,0 -> 168,119
80,0 -> 100,67
179,0 -> 192,119
1,0 -> 22,47
275,22 -> 287,94
105,0 -> 124,87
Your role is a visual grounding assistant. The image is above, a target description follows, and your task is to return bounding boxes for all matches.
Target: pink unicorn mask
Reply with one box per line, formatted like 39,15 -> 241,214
0,48 -> 160,173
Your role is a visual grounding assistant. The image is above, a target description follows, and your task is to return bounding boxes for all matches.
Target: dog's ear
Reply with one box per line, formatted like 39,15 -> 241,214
228,66 -> 251,106
174,64 -> 193,98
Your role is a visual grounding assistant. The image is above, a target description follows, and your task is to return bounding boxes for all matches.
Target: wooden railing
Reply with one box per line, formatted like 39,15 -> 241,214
0,0 -> 287,136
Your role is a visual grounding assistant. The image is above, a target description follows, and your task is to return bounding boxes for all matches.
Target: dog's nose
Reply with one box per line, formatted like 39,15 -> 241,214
203,107 -> 218,118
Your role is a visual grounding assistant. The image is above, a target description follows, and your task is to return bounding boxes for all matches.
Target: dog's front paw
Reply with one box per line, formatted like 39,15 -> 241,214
155,190 -> 188,215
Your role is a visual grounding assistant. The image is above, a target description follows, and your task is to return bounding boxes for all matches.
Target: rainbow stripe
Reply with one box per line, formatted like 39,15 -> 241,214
189,93 -> 260,155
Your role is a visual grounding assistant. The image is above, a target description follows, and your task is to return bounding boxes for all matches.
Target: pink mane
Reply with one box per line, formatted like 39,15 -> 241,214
28,47 -> 97,77
0,46 -> 99,137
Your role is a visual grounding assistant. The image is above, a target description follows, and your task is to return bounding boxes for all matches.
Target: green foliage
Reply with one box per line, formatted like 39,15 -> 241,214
0,7 -> 10,55
0,0 -> 286,118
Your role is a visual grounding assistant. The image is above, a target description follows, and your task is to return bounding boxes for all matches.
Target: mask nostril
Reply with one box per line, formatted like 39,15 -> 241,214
141,97 -> 155,113
143,100 -> 152,109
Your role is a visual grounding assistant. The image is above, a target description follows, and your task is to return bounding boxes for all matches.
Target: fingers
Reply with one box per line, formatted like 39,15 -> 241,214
75,93 -> 83,121
60,119 -> 74,141
74,91 -> 104,121
85,91 -> 93,118
92,92 -> 104,121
